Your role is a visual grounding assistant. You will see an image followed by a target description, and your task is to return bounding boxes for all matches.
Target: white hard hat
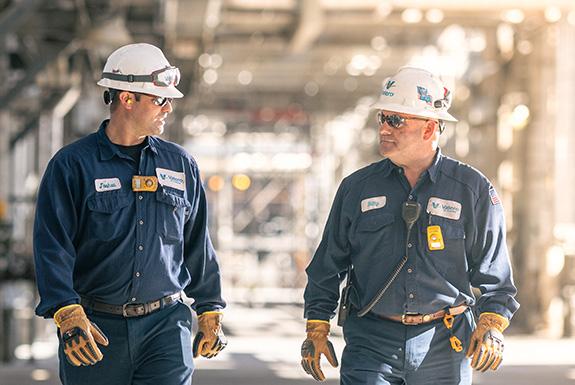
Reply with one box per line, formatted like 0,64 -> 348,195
372,67 -> 457,122
97,43 -> 184,98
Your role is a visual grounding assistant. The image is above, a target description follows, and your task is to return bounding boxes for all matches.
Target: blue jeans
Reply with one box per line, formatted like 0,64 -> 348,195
340,310 -> 474,385
59,301 -> 194,385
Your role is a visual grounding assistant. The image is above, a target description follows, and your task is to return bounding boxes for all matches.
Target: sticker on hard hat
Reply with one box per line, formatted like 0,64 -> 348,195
382,80 -> 396,97
417,86 -> 432,105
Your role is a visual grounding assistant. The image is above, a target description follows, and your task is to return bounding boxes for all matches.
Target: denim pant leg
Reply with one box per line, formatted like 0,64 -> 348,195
59,302 -> 194,385
58,313 -> 132,385
131,302 -> 194,385
405,310 -> 473,385
340,310 -> 474,385
340,312 -> 405,385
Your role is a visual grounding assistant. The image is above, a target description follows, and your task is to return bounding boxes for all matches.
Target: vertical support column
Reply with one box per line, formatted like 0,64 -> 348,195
512,23 -> 557,333
0,112 -> 10,219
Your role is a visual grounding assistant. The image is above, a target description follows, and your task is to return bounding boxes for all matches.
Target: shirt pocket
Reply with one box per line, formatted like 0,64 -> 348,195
86,192 -> 131,241
425,219 -> 466,276
355,212 -> 396,257
156,189 -> 191,243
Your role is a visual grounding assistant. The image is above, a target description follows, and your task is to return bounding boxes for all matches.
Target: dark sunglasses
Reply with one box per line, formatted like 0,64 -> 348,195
376,111 -> 428,129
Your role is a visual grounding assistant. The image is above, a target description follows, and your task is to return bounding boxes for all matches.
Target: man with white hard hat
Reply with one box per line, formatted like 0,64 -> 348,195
300,67 -> 519,384
33,43 -> 226,385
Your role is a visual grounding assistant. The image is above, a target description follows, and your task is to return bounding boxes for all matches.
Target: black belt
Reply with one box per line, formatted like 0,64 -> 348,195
81,293 -> 181,318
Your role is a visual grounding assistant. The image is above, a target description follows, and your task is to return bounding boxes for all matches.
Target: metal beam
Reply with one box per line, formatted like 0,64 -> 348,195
289,0 -> 323,54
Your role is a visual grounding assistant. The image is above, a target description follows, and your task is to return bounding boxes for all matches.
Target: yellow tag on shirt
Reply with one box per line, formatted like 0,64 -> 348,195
427,225 -> 445,250
132,176 -> 158,192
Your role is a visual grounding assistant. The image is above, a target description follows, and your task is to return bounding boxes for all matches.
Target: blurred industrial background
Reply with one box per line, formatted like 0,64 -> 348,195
0,0 -> 574,384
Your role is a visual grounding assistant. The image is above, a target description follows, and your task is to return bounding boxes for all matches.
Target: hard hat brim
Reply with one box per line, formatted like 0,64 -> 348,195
371,101 -> 458,122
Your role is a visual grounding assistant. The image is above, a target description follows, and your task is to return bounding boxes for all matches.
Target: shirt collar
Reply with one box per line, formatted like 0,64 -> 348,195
380,148 -> 443,182
97,119 -> 158,161
426,148 -> 443,183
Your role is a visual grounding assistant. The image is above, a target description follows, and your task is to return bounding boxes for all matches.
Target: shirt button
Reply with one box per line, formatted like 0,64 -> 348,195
408,243 -> 413,248
139,195 -> 143,200
131,297 -> 136,302
139,220 -> 144,225
409,293 -> 415,299
135,272 -> 140,277
407,268 -> 413,273
138,245 -> 144,251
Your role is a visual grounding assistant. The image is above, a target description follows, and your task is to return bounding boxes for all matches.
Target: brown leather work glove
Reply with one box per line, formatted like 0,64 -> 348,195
193,311 -> 227,358
300,320 -> 339,381
466,312 -> 509,372
53,304 -> 109,367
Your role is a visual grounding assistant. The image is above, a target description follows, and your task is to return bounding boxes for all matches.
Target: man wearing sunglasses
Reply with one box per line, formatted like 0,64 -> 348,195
33,43 -> 226,385
301,67 -> 519,384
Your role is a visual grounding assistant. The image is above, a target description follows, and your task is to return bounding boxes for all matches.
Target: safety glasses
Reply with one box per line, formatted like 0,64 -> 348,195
149,95 -> 173,107
101,66 -> 180,87
376,111 -> 428,129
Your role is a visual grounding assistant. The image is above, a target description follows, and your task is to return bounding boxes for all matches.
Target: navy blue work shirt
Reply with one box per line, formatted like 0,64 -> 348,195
34,120 -> 225,317
304,149 -> 519,321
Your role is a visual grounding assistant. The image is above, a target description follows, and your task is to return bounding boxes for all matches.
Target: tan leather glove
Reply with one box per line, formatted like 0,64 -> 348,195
466,312 -> 509,372
192,311 -> 227,358
300,320 -> 338,381
53,304 -> 109,367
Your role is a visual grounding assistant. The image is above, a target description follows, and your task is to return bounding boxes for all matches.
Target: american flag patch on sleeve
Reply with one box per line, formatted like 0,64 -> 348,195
489,187 -> 500,205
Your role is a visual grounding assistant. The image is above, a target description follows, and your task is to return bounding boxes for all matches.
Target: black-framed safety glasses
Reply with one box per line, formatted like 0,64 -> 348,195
376,111 -> 428,129
102,66 -> 181,87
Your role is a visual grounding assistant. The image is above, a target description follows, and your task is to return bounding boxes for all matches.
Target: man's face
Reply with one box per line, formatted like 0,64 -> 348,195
377,110 -> 431,161
131,93 -> 173,136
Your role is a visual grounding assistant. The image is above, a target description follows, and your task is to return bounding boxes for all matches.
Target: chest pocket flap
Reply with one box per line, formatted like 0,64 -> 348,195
357,212 -> 395,232
87,193 -> 130,213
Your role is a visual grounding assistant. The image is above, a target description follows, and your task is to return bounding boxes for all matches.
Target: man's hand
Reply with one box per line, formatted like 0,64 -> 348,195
466,312 -> 509,372
54,304 -> 109,367
300,320 -> 338,381
193,311 -> 227,358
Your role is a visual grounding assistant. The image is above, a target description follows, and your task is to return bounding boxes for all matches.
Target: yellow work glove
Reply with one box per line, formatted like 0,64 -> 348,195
53,304 -> 109,367
466,312 -> 509,372
300,320 -> 339,381
192,311 -> 227,358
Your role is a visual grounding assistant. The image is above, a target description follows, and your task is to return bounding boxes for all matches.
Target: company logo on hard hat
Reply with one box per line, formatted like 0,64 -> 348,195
382,80 -> 396,97
417,86 -> 432,105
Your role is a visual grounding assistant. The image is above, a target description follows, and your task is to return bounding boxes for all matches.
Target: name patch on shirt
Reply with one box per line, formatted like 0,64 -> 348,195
427,197 -> 462,220
361,196 -> 387,212
156,168 -> 185,191
95,178 -> 121,192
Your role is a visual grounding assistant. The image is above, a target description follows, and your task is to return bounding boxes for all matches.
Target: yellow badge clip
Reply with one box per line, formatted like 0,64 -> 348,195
132,176 -> 158,192
427,225 -> 445,251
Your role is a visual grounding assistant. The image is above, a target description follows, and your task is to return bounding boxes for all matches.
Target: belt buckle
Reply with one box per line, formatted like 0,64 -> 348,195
122,303 -> 146,317
401,313 -> 420,325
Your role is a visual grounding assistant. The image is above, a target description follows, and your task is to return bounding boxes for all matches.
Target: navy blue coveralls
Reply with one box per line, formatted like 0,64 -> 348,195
304,149 -> 519,385
33,120 -> 225,385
